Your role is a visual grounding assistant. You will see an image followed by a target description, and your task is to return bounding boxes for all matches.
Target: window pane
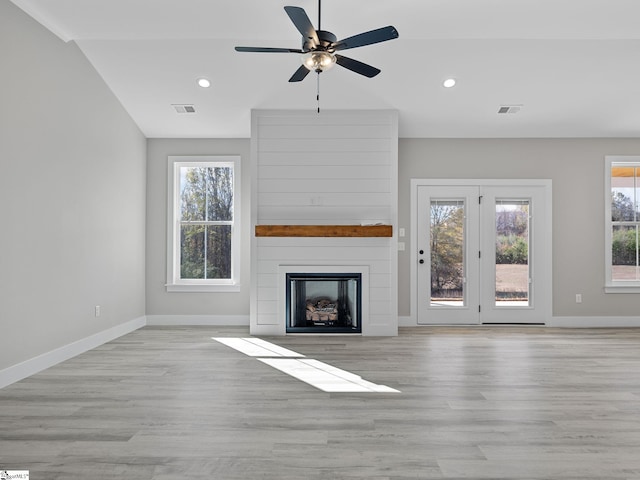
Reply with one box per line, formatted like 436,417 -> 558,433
206,225 -> 232,279
206,167 -> 233,222
180,167 -> 206,221
430,200 -> 464,307
495,201 -> 529,306
180,225 -> 205,279
179,166 -> 233,222
611,167 -> 636,222
612,225 -> 639,281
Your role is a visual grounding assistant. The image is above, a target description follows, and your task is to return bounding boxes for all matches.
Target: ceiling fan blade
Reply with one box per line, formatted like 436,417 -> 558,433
235,46 -> 304,53
335,55 -> 381,78
284,6 -> 320,48
332,26 -> 399,51
288,65 -> 311,82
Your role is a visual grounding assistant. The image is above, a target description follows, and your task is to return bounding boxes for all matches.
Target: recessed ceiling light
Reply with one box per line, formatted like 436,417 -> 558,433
443,78 -> 457,88
197,78 -> 211,88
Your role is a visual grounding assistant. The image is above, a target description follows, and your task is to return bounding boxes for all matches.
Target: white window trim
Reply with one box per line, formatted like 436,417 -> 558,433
604,156 -> 640,293
166,155 -> 241,293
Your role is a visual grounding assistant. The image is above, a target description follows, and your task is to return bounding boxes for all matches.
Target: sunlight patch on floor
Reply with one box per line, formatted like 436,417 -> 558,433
212,337 -> 304,357
258,358 -> 400,393
213,337 -> 400,393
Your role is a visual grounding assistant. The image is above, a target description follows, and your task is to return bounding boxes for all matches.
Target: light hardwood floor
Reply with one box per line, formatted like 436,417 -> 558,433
2,326 -> 640,479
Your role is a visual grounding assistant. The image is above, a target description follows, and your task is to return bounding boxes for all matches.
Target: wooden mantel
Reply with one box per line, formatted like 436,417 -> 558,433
255,224 -> 393,238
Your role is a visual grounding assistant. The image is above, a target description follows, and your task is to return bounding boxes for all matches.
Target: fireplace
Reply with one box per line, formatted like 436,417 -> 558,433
286,273 -> 362,333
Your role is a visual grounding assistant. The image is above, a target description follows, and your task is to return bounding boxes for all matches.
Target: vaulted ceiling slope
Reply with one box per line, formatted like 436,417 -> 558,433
11,0 -> 640,138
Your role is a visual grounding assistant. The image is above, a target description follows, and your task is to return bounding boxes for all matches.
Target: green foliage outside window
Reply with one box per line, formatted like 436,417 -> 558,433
496,235 -> 528,264
179,166 -> 233,279
612,227 -> 638,266
495,206 -> 529,265
430,203 -> 464,295
430,202 -> 530,299
611,192 -> 638,267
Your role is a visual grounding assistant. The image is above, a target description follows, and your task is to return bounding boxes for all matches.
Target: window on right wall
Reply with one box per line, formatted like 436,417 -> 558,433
605,156 -> 640,293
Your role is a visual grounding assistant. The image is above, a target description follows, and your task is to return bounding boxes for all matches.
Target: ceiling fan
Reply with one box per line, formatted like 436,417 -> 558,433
234,0 -> 399,83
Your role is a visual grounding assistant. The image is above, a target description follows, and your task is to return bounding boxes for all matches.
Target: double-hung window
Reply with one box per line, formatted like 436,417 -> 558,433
167,155 -> 241,292
605,156 -> 640,293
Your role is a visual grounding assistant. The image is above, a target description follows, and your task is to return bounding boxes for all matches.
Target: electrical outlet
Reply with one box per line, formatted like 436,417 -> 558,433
575,294 -> 582,304
95,305 -> 101,317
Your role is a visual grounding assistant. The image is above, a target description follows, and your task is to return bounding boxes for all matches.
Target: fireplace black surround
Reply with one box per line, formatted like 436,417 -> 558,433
286,273 -> 362,333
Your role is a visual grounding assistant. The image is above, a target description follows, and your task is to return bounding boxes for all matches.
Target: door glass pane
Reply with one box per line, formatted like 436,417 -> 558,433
495,200 -> 529,306
430,200 -> 465,307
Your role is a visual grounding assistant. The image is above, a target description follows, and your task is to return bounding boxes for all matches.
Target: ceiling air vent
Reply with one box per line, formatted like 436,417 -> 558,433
498,105 -> 522,114
172,104 -> 196,114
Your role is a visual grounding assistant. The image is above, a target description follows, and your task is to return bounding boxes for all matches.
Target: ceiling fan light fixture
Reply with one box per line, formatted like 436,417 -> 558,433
302,51 -> 336,72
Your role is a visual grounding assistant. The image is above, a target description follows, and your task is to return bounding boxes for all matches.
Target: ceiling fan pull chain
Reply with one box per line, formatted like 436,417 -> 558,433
316,72 -> 321,113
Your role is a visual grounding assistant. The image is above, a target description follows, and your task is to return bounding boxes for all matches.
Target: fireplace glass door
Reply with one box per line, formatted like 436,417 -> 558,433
286,273 -> 362,333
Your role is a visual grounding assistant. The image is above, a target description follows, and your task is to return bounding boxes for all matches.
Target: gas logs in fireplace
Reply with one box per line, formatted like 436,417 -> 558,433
286,273 -> 362,333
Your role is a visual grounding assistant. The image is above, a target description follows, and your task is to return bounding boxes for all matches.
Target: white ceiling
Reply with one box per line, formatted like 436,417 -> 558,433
12,0 -> 640,138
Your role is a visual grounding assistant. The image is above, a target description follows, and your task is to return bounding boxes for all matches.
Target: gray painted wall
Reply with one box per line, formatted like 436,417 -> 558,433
398,138 -> 640,318
147,136 -> 640,321
0,1 -> 147,370
145,139 -> 251,317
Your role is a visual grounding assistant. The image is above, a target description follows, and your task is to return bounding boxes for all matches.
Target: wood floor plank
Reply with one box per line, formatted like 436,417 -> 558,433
2,326 -> 640,479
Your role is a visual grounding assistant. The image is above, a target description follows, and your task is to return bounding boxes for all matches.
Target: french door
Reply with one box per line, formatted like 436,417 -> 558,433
414,181 -> 551,325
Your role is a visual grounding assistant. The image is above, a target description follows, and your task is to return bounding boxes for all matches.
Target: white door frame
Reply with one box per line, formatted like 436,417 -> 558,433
410,179 -> 553,325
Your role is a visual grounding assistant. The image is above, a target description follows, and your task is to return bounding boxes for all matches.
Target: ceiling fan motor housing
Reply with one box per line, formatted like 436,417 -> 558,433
310,30 -> 337,51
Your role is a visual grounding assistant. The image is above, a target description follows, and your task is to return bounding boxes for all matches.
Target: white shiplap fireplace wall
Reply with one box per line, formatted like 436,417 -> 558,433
250,110 -> 398,336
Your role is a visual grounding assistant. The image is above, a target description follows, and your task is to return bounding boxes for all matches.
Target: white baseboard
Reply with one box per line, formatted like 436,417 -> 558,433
365,324 -> 400,336
399,315 -> 640,328
398,316 -> 416,327
146,315 -> 250,326
548,316 -> 640,328
249,324 -> 284,336
0,316 -> 146,389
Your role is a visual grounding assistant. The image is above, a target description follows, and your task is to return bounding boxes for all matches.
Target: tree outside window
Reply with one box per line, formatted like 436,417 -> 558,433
179,166 -> 233,280
167,156 -> 240,292
430,201 -> 464,300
